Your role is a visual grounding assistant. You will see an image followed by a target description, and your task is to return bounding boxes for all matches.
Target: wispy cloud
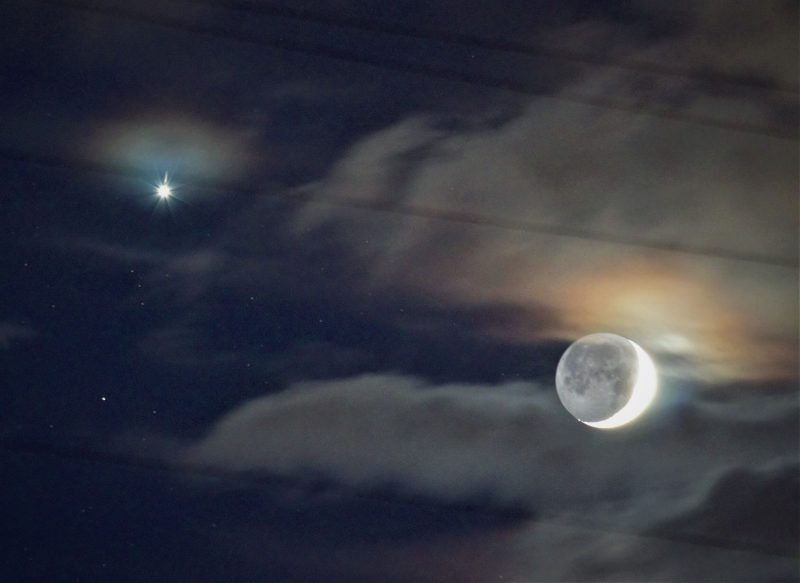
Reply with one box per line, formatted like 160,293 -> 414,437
181,373 -> 797,534
0,323 -> 37,349
283,77 -> 797,380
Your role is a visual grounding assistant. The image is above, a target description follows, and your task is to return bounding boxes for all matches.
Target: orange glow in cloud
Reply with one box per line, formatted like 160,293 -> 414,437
555,260 -> 797,382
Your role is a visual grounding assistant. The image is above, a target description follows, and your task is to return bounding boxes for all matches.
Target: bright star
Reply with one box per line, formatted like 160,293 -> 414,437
155,174 -> 172,199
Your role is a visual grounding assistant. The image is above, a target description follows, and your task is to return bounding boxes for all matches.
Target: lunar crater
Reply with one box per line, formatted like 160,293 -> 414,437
555,333 -> 643,424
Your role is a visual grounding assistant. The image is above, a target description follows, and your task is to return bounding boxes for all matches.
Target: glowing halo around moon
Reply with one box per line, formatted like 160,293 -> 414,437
555,333 -> 658,430
583,340 -> 657,429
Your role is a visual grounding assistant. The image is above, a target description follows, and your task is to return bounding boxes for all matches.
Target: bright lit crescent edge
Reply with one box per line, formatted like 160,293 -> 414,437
583,340 -> 658,429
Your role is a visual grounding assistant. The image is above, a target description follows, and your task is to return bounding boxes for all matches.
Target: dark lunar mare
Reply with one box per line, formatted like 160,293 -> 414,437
555,333 -> 639,422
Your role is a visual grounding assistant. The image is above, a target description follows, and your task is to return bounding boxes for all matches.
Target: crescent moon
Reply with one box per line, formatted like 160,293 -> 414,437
583,340 -> 658,429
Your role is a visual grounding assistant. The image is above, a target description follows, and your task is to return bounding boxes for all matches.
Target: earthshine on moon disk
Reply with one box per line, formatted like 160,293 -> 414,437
555,333 -> 657,429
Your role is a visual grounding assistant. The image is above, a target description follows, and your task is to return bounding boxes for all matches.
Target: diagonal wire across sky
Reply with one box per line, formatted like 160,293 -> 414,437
6,2 -> 794,269
31,0 -> 800,141
12,2 -> 796,268
195,0 -> 800,95
0,146 -> 796,268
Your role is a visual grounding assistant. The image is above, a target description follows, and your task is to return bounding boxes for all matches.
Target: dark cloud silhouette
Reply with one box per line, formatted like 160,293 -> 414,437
649,462 -> 800,557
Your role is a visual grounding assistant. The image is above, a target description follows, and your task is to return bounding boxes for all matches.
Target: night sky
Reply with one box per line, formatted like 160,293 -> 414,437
1,1 -> 798,581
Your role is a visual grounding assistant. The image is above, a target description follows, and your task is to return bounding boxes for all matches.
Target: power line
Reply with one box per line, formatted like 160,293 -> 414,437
1,146 -> 796,269
1,437 -> 795,558
196,0 -> 800,96
292,193 -> 798,269
34,0 -> 798,141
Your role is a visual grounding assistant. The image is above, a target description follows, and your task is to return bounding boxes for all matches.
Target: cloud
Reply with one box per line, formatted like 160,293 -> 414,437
0,323 -> 37,349
282,74 -> 797,380
244,1 -> 795,384
182,374 -> 797,534
60,237 -> 169,267
129,94 -> 796,380
535,0 -> 798,127
629,1 -> 798,89
184,375 -> 558,509
498,513 -> 797,582
47,0 -> 796,386
493,463 -> 800,581
649,461 -> 799,556
171,372 -> 798,579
